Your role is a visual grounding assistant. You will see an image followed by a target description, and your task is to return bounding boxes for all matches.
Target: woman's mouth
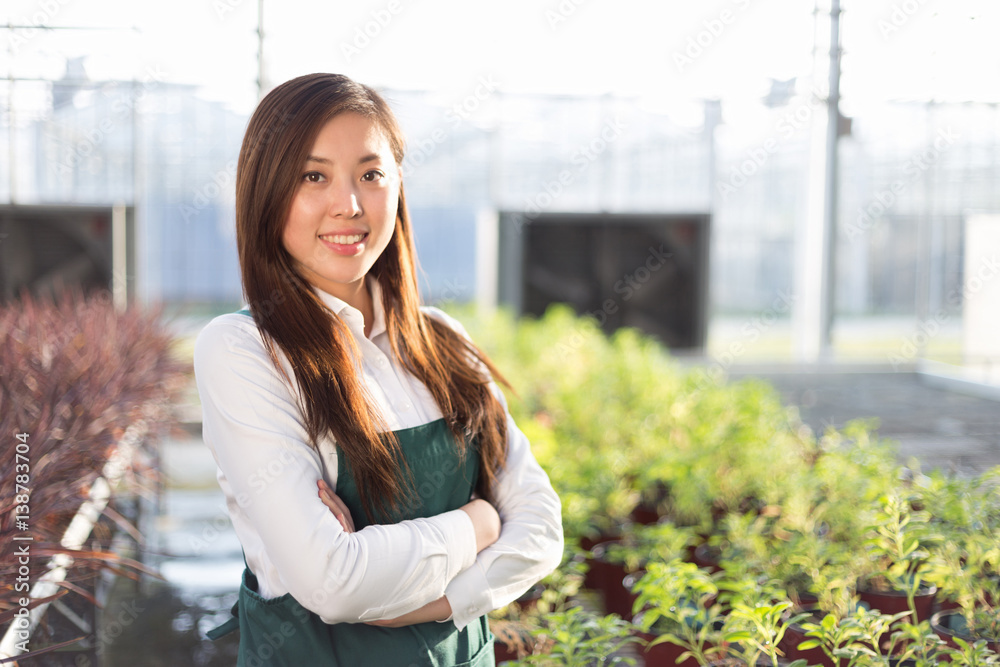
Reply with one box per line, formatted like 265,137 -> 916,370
318,232 -> 369,255
319,233 -> 366,244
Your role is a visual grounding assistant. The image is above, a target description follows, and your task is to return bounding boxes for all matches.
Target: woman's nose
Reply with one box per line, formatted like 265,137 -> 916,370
327,182 -> 362,218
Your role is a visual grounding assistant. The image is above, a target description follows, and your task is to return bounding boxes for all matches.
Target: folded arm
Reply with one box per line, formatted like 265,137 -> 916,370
423,308 -> 565,630
194,316 -> 484,624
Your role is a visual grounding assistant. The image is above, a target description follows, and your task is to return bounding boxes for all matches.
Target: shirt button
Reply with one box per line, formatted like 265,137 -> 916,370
376,357 -> 388,368
400,401 -> 412,412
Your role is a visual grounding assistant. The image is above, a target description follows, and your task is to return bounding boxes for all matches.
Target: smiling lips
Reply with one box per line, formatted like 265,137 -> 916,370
318,232 -> 369,256
319,233 -> 367,245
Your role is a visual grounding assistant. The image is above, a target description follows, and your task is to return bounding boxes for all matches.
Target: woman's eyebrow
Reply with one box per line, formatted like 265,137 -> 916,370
305,153 -> 382,165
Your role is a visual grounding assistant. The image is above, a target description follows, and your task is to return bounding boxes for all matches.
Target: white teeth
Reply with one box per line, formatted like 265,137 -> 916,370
320,233 -> 365,244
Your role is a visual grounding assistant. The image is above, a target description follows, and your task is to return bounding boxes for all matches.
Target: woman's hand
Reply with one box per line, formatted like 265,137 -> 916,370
459,498 -> 501,553
366,596 -> 452,627
317,479 -> 355,533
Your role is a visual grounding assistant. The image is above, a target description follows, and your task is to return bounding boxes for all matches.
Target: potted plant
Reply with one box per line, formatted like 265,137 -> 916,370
505,606 -> 640,666
493,548 -> 588,662
940,637 -> 1000,666
631,559 -> 726,667
715,599 -> 808,667
857,493 -> 939,623
932,605 -> 1000,658
798,606 -> 909,667
921,474 -> 1000,656
588,521 -> 696,617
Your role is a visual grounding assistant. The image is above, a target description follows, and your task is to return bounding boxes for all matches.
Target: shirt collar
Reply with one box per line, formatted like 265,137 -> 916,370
310,276 -> 387,340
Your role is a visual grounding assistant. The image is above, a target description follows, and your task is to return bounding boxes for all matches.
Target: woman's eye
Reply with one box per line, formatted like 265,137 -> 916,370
303,172 -> 324,183
361,170 -> 384,182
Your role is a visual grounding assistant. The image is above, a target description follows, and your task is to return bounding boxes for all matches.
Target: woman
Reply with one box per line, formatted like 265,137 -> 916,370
193,73 -> 563,666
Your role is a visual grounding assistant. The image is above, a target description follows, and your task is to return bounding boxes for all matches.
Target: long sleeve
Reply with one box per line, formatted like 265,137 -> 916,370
194,314 -> 478,624
424,308 -> 565,630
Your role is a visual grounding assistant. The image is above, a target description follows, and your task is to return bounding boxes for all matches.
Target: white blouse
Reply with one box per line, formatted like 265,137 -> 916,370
193,278 -> 563,630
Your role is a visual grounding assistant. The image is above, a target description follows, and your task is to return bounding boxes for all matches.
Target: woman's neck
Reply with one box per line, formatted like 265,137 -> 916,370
339,279 -> 375,338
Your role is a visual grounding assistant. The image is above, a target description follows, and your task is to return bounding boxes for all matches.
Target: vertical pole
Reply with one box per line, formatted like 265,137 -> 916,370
822,0 -> 841,353
112,201 -> 127,310
131,76 -> 145,305
795,0 -> 841,361
257,0 -> 266,100
7,22 -> 16,204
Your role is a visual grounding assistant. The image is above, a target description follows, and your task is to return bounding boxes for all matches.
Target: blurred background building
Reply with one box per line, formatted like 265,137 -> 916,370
3,0 -> 999,369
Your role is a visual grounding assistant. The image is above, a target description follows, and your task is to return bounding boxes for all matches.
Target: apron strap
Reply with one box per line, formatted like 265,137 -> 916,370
206,603 -> 240,640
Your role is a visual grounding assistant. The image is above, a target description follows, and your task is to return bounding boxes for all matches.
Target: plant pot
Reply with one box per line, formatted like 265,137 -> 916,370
631,503 -> 661,526
931,610 -> 1000,654
706,659 -> 794,666
494,641 -> 517,664
777,605 -> 838,667
586,540 -> 643,617
636,630 -> 701,667
691,542 -> 723,573
492,620 -> 535,663
514,583 -> 546,612
603,571 -> 641,620
857,582 -> 937,622
584,539 -> 622,593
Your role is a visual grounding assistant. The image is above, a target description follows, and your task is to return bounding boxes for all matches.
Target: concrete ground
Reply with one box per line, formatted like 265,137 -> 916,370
728,367 -> 1000,477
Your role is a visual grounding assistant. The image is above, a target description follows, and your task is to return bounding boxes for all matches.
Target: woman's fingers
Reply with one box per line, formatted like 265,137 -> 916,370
317,480 -> 356,533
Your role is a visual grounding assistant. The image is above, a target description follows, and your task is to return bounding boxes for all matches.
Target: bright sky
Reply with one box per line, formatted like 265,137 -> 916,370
3,0 -> 999,116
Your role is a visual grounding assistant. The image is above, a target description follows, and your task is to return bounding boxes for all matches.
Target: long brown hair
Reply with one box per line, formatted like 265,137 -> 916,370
235,73 -> 509,522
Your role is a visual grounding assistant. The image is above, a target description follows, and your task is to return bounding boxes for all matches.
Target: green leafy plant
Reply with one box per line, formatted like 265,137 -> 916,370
450,304 -> 1000,665
799,606 -> 912,667
601,521 -> 696,574
925,532 -> 1000,639
509,606 -> 639,666
720,599 -> 807,667
887,619 -> 946,667
920,469 -> 1000,643
943,637 -> 1000,666
860,492 -> 939,620
630,559 -> 725,666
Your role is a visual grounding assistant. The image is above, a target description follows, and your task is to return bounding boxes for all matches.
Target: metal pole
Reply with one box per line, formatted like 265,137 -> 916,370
112,201 -> 127,310
821,0 -> 842,353
257,0 -> 266,100
7,21 -> 16,204
795,0 -> 841,361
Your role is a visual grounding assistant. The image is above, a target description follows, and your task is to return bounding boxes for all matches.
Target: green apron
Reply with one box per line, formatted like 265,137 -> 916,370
209,313 -> 495,666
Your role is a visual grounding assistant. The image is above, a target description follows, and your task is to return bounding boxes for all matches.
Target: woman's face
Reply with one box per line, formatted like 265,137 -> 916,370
282,112 -> 399,304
